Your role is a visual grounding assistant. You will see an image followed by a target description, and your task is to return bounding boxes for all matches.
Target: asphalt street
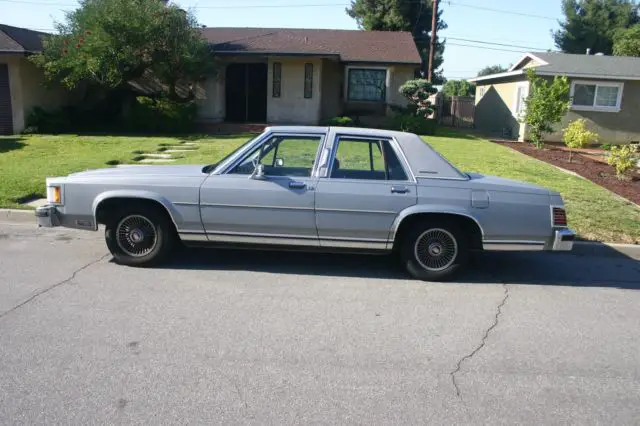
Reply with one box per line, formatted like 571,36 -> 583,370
1,221 -> 639,425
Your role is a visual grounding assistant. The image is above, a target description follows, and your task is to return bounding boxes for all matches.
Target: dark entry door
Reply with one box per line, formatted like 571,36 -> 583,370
225,63 -> 267,123
0,64 -> 13,135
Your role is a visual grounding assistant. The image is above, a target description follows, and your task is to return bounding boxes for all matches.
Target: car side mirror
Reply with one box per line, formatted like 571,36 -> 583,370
250,163 -> 267,180
275,158 -> 284,167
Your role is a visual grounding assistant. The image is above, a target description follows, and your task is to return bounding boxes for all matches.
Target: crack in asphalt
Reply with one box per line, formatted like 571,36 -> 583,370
0,253 -> 110,321
450,283 -> 510,400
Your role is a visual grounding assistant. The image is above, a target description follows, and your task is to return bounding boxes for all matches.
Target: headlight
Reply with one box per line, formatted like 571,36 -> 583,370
47,185 -> 62,204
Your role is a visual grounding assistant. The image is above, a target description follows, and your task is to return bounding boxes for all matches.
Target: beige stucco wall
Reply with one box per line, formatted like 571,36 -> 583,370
474,77 -> 528,140
388,65 -> 415,107
545,79 -> 640,144
195,66 -> 225,123
0,55 -> 75,133
267,57 -> 322,124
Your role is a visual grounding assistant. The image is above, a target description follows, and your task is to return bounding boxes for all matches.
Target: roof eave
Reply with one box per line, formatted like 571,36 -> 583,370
343,59 -> 421,66
535,70 -> 640,81
468,69 -> 525,83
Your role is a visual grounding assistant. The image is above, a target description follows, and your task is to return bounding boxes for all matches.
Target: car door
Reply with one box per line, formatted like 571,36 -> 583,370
199,133 -> 325,246
314,133 -> 417,249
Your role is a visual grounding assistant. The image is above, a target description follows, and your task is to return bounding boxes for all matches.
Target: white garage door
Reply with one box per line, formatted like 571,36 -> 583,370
0,64 -> 13,135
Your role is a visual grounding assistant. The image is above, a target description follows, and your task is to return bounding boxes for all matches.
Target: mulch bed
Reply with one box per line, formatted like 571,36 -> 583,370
492,141 -> 640,206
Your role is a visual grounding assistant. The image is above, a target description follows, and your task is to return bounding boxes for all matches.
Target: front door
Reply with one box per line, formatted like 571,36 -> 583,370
199,133 -> 324,245
225,63 -> 267,123
314,135 -> 417,249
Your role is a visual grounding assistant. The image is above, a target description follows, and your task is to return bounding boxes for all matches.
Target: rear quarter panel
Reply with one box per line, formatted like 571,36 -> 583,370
416,178 -> 552,242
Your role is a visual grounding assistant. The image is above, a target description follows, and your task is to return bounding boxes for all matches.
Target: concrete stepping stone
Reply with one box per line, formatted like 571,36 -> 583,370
164,149 -> 195,153
138,158 -> 176,163
142,153 -> 173,159
23,198 -> 48,208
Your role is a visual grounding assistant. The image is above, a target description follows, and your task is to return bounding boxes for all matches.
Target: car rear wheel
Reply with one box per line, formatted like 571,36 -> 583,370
105,206 -> 175,267
400,219 -> 468,281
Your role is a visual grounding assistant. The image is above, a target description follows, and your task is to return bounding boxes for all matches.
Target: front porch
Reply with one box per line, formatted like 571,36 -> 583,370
195,55 -> 417,126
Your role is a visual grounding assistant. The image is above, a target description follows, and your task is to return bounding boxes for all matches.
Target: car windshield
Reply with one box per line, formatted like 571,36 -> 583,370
204,134 -> 260,174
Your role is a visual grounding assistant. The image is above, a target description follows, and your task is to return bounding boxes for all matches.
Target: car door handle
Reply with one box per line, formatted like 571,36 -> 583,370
391,186 -> 409,194
289,181 -> 306,189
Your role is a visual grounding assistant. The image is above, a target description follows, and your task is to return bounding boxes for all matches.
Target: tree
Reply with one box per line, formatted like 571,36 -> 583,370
522,69 -> 571,148
399,79 -> 438,117
613,25 -> 640,56
31,0 -> 213,101
477,64 -> 507,77
553,0 -> 639,55
441,80 -> 475,97
346,0 -> 447,83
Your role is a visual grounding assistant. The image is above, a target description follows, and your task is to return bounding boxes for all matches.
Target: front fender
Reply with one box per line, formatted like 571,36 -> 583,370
388,204 -> 485,245
91,190 -> 184,231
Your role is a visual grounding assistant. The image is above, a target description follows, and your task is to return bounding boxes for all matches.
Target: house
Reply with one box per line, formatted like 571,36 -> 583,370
469,52 -> 640,144
197,28 -> 421,126
0,24 -> 77,135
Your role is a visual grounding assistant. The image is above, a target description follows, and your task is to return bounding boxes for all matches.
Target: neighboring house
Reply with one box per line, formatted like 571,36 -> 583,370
470,52 -> 640,144
0,24 -> 77,135
198,28 -> 421,125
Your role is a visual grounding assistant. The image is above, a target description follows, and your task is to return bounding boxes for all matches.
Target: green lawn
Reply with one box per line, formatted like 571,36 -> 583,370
1,131 -> 639,243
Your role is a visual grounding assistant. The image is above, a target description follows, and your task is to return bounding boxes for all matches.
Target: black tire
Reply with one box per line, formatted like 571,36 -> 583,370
400,219 -> 469,281
104,205 -> 175,267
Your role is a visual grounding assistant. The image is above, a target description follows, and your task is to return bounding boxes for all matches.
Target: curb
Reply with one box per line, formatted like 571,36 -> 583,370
0,208 -> 35,223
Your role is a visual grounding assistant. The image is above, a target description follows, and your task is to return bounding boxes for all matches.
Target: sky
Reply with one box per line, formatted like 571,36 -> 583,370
1,0 -> 564,80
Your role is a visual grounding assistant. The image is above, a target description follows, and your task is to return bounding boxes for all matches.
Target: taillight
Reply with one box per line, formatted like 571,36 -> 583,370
552,207 -> 567,227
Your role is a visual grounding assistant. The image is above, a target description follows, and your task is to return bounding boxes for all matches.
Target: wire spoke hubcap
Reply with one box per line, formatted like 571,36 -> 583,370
116,215 -> 158,257
414,228 -> 458,272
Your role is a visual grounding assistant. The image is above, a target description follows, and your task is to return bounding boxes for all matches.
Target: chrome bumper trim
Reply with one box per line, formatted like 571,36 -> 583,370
551,228 -> 575,251
483,240 -> 545,251
35,205 -> 60,228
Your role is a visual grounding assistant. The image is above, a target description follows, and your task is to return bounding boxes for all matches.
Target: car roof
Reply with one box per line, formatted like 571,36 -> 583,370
265,125 -> 465,180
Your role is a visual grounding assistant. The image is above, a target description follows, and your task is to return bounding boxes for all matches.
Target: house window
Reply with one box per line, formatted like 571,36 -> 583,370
571,80 -> 623,112
304,63 -> 313,99
347,68 -> 387,102
272,62 -> 281,98
513,83 -> 528,116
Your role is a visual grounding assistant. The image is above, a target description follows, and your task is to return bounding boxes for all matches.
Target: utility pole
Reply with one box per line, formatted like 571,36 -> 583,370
427,0 -> 438,82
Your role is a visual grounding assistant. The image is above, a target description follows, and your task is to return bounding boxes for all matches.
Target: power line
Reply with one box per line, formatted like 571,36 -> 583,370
444,1 -> 557,21
446,37 -> 550,52
0,0 -> 561,21
446,42 -> 528,53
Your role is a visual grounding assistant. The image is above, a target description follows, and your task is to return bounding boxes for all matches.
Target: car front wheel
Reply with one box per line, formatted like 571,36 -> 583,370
401,220 -> 468,281
105,206 -> 174,267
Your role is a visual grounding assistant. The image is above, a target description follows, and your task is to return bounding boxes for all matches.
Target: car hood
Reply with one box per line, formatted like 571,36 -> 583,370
466,173 -> 551,195
67,164 -> 208,179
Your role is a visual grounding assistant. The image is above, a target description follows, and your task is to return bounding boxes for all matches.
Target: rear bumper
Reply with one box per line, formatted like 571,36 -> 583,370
35,205 -> 60,228
550,228 -> 575,251
483,228 -> 576,252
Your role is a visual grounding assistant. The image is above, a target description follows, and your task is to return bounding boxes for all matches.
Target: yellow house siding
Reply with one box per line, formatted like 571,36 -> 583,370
267,57 -> 322,124
474,77 -> 527,140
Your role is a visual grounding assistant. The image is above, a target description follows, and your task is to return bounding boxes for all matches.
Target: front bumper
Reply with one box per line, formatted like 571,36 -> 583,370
35,205 -> 60,228
551,228 -> 575,251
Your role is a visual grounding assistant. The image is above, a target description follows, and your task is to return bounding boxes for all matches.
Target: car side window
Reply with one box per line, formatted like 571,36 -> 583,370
330,137 -> 409,181
229,135 -> 322,177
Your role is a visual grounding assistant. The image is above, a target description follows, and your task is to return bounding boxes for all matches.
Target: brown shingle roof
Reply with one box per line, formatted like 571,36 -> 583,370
202,27 -> 421,65
0,24 -> 47,54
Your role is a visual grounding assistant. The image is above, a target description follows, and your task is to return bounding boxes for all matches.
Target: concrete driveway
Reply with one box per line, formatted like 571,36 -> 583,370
1,221 -> 639,425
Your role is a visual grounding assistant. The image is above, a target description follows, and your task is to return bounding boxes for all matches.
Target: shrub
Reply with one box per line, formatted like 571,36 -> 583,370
322,116 -> 355,127
25,106 -> 75,134
386,114 -> 437,135
607,144 -> 638,180
563,119 -> 598,162
398,79 -> 438,118
128,96 -> 197,133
